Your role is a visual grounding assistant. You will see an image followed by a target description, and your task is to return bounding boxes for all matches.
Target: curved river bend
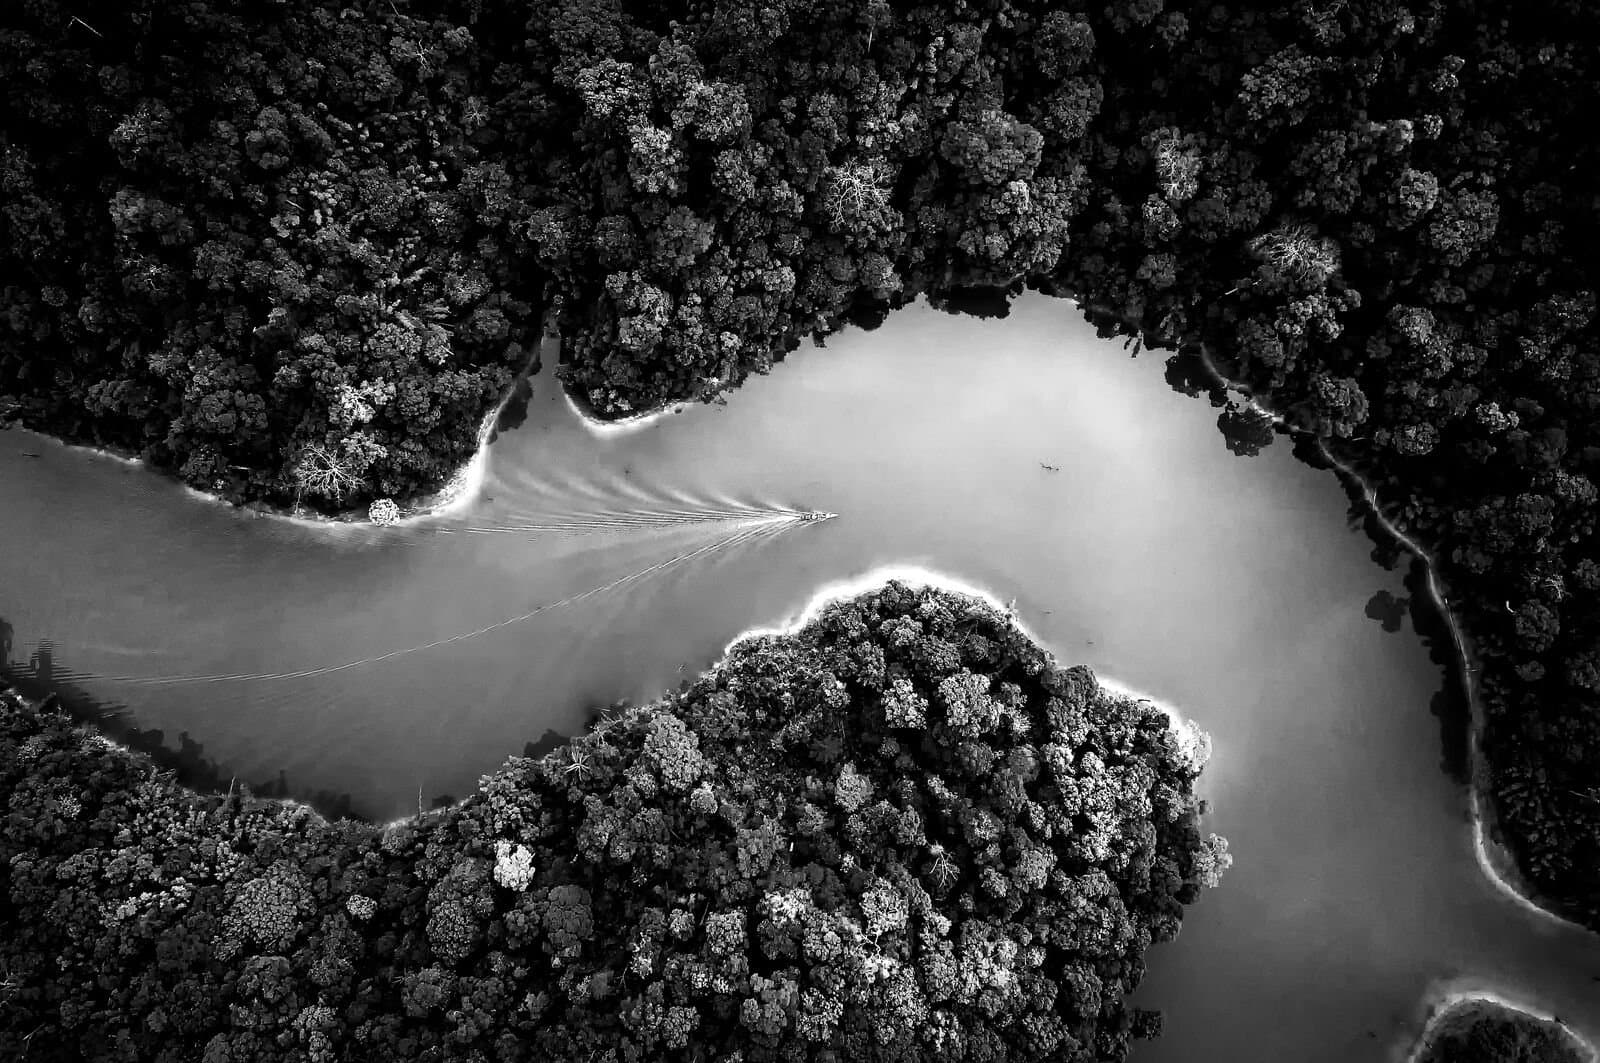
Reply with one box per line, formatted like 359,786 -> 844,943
2,297 -> 1596,1060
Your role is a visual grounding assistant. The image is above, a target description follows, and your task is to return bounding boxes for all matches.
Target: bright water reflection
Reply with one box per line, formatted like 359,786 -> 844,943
2,297 -> 1597,1060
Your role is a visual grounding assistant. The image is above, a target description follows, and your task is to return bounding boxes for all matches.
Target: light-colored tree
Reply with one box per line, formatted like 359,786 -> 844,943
291,444 -> 362,502
368,498 -> 400,525
1247,223 -> 1340,287
1151,138 -> 1202,202
819,162 -> 892,232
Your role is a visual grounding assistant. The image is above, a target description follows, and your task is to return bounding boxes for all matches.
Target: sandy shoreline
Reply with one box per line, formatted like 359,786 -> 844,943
560,379 -> 697,437
1185,346 -> 1588,935
1398,984 -> 1596,1063
8,561 -> 1212,816
21,555 -> 1587,1059
719,562 -> 1213,770
8,337 -> 547,535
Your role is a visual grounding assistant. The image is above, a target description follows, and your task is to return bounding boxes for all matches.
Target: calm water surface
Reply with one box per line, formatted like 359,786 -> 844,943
2,297 -> 1596,1060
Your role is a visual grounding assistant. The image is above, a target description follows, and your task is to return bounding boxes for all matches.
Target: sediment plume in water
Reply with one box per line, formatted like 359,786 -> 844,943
87,511 -> 833,688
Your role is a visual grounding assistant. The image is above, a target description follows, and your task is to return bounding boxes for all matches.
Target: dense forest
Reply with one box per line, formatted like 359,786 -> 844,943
3,0 -> 1600,960
0,583 -> 1226,1062
1,0 -> 546,510
1413,999 -> 1589,1063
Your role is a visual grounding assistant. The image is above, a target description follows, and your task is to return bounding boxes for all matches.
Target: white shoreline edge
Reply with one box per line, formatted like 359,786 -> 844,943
1189,347 -> 1586,934
38,575 -> 1592,1062
15,338 -> 548,535
560,384 -> 696,438
22,559 -> 1212,823
719,562 -> 1213,772
1399,985 -> 1597,1063
22,718 -> 1592,1060
18,290 -> 1587,1027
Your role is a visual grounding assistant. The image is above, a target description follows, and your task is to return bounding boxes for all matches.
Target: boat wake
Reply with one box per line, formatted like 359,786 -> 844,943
86,510 -> 834,688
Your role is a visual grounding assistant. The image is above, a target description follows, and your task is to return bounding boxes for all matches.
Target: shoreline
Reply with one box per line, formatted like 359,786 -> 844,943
719,562 -> 1213,772
9,289 -> 1570,925
560,378 -> 698,438
6,563 -> 1212,829
1186,346 -> 1587,933
6,336 -> 548,535
1398,984 -> 1597,1063
1313,438 -> 1578,931
0,684 -> 334,825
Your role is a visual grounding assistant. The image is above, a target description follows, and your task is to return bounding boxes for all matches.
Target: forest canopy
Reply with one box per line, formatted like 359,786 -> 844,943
1412,999 -> 1589,1063
0,583 -> 1225,1062
5,0 -> 1600,940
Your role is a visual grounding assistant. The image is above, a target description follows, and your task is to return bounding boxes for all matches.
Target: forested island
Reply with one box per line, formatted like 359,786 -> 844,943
1412,998 -> 1590,1063
0,583 -> 1225,1061
4,0 -> 1599,932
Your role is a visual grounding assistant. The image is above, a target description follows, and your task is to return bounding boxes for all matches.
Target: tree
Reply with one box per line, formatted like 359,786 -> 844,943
0,584 -> 1226,1062
290,443 -> 362,503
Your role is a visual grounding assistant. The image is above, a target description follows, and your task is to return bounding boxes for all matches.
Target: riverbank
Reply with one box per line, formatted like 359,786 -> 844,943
1177,343 -> 1590,934
5,561 -> 1212,831
0,572 -> 1222,1063
561,376 -> 698,437
1401,988 -> 1595,1063
543,287 -> 1597,933
1312,439 -> 1583,932
720,561 -> 1216,774
0,653 -> 365,821
0,679 -> 335,826
2,336 -> 547,535
1046,284 -> 1585,931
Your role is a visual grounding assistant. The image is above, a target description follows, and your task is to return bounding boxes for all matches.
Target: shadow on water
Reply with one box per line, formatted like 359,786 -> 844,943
1359,578 -> 1470,784
0,636 -> 362,820
1,622 -> 365,819
842,297 -> 902,334
1322,449 -> 1473,787
1163,351 -> 1228,407
518,695 -> 640,762
1161,351 -> 1286,457
1154,352 -> 1478,796
930,282 -> 1023,321
406,699 -> 642,807
0,615 -> 630,822
1365,589 -> 1410,633
1159,347 -> 1471,787
1402,559 -> 1475,787
843,282 -> 1023,336
492,373 -> 538,439
522,728 -> 567,760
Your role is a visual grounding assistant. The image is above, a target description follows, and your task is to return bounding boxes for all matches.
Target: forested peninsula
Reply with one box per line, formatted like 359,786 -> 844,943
3,0 -> 1598,963
1412,998 -> 1591,1063
0,583 -> 1226,1062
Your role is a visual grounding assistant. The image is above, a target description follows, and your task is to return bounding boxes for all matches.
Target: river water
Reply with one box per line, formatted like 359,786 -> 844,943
1,296 -> 1596,1059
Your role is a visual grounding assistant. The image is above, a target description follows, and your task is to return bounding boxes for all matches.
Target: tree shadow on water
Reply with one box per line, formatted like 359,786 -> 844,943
0,626 -> 360,821
1364,589 -> 1409,633
519,694 -> 636,764
1325,462 -> 1470,784
842,297 -> 898,333
1392,564 -> 1473,786
1163,351 -> 1228,406
492,374 -> 537,438
929,283 -> 1020,320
